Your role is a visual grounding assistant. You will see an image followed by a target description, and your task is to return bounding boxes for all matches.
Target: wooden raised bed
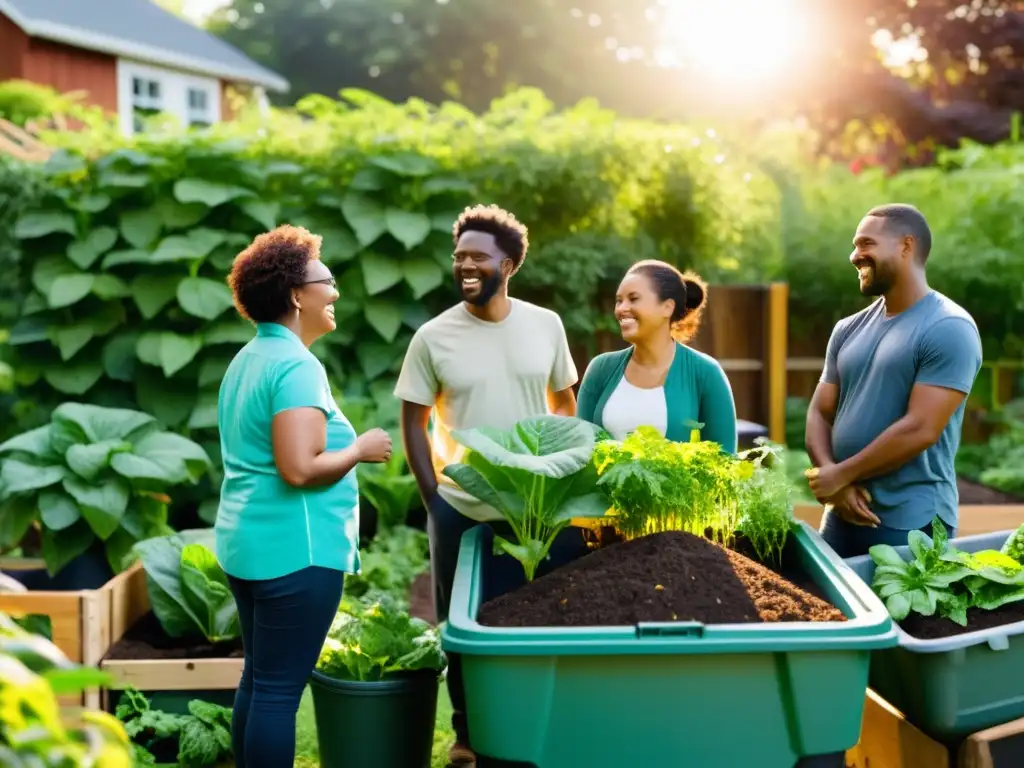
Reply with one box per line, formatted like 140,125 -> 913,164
98,563 -> 242,713
848,689 -> 1024,768
794,504 -> 1024,538
0,561 -> 143,708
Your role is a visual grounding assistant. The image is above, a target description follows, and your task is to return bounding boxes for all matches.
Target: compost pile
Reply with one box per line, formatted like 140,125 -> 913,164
477,530 -> 846,628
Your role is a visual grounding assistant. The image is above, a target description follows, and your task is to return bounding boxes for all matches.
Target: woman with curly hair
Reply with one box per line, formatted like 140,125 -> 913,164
577,260 -> 737,451
214,224 -> 392,768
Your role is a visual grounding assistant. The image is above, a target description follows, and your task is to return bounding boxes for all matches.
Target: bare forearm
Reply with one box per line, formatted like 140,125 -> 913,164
837,416 -> 935,485
291,445 -> 361,488
402,423 -> 438,499
805,410 -> 836,468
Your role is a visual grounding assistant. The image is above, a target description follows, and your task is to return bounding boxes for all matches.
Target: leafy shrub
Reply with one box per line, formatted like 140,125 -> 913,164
0,610 -> 132,767
0,88 -> 778,452
0,402 -> 210,576
115,686 -> 232,767
316,593 -> 445,682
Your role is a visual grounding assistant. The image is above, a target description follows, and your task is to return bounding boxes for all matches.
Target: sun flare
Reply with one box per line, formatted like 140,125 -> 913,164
658,0 -> 815,87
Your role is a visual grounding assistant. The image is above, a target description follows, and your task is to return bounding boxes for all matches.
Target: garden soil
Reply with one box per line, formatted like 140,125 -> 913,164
900,600 -> 1024,640
104,612 -> 242,660
477,530 -> 845,628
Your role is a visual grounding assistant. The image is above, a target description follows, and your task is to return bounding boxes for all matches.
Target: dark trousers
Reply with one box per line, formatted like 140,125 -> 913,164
227,565 -> 344,768
819,508 -> 956,559
427,493 -> 590,744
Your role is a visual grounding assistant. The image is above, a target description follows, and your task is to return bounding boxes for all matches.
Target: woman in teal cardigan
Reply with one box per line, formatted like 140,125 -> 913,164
577,260 -> 737,452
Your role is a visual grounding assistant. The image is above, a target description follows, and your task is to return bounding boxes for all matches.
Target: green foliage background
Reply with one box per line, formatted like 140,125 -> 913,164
1,86 -> 1022,458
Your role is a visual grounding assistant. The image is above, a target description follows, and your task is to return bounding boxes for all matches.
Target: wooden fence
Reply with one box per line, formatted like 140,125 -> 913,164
574,283 -> 790,443
571,281 -> 1022,446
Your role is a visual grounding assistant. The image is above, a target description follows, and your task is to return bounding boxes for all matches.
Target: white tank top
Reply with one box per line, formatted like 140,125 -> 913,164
600,377 -> 668,440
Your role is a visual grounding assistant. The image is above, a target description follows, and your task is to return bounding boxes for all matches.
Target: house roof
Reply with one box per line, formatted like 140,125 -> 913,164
0,0 -> 288,92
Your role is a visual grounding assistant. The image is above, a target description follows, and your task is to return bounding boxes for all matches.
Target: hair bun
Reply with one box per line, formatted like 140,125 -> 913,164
682,279 -> 706,311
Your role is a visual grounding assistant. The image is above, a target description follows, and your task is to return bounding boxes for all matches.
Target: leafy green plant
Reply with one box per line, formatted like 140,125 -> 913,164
115,686 -> 232,767
0,402 -> 210,576
593,426 -> 754,545
0,87 -> 783,453
442,415 -> 610,581
736,441 -> 799,566
869,519 -> 1024,627
344,524 -> 429,606
1000,522 -> 1024,565
316,593 -> 445,683
1,609 -> 133,767
132,529 -> 239,644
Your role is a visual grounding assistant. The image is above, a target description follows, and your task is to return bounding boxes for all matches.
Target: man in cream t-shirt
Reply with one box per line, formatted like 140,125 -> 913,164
395,204 -> 579,766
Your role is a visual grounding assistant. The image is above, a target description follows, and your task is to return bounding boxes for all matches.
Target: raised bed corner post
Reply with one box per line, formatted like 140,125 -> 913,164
766,281 -> 789,446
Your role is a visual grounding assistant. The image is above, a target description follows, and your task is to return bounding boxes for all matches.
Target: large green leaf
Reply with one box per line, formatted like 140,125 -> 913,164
67,227 -> 118,269
119,208 -> 163,249
0,425 -> 55,460
111,431 -> 211,486
38,490 -> 82,531
132,529 -> 223,639
41,520 -> 95,577
0,496 -> 38,549
177,277 -> 234,320
363,300 -> 402,342
48,274 -> 95,309
52,402 -> 157,444
136,332 -> 203,376
43,362 -> 104,395
174,179 -> 252,208
150,229 -> 227,263
239,200 -> 279,230
450,416 -> 599,479
402,256 -> 445,298
1,459 -> 64,494
132,275 -> 182,320
63,475 -> 130,540
66,439 -> 127,482
14,211 -> 77,240
360,253 -> 403,295
102,332 -> 140,382
341,193 -> 386,246
180,543 -> 240,642
386,209 -> 431,249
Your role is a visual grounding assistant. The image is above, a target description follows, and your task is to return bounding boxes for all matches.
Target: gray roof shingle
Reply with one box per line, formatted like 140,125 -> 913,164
0,0 -> 288,91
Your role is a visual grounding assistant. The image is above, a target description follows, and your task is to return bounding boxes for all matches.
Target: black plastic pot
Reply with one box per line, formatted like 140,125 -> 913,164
309,668 -> 439,768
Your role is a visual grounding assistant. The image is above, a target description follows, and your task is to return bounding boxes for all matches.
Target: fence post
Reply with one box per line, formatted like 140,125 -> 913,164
767,282 -> 788,444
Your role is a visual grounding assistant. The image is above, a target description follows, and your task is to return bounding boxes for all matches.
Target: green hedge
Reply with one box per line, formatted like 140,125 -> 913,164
778,139 -> 1024,358
0,88 -> 779,446
2,87 -> 1022,452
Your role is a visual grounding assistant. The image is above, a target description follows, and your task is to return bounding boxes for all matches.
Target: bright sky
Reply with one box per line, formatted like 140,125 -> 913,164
181,0 -> 228,22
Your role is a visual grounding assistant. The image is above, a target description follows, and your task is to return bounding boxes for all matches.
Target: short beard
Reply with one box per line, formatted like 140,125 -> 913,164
459,272 -> 502,306
860,277 -> 892,297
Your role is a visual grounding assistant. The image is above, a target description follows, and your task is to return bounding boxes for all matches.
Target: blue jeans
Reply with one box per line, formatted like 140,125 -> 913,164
227,565 -> 344,768
819,508 -> 956,559
427,492 -> 590,744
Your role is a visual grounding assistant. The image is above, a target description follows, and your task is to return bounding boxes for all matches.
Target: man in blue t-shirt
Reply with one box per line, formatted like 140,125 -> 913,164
804,203 -> 983,558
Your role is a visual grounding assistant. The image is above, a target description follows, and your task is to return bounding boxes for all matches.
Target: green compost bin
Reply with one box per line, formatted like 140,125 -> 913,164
846,529 -> 1024,742
440,522 -> 898,768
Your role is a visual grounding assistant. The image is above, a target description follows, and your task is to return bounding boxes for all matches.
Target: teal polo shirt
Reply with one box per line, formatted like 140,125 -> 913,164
214,323 -> 361,581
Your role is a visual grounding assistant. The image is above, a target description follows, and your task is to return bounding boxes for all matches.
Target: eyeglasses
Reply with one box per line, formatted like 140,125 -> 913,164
304,277 -> 336,289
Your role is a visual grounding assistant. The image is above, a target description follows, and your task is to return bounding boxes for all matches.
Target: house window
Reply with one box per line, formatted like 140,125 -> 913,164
187,88 -> 213,127
131,76 -> 164,133
117,61 -> 222,136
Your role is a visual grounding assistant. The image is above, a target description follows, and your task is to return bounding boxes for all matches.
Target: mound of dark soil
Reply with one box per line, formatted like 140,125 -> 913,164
477,530 -> 845,628
104,612 -> 242,660
900,600 -> 1024,640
